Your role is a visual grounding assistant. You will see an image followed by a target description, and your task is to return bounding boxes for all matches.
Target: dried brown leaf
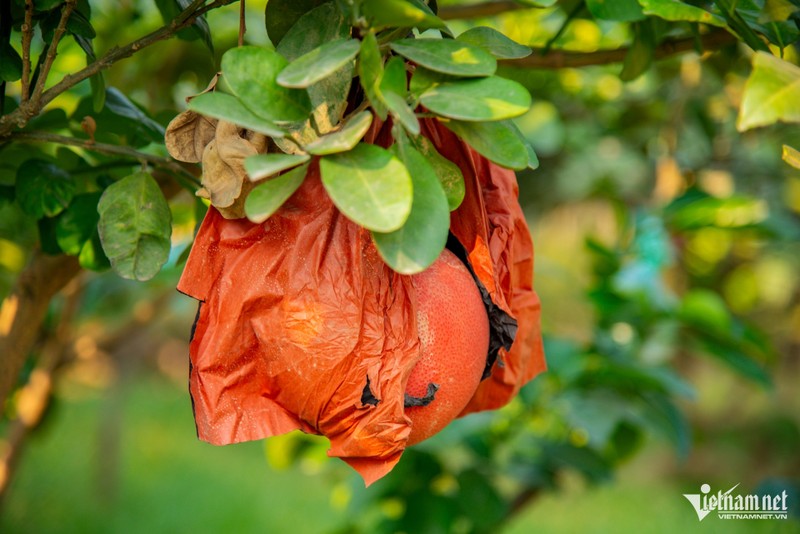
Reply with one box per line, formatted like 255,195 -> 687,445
166,110 -> 218,163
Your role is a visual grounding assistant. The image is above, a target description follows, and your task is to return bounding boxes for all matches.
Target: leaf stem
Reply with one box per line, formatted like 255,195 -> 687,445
30,0 -> 77,105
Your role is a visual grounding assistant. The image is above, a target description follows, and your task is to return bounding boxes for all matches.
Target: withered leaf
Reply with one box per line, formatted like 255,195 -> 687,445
166,110 -> 218,163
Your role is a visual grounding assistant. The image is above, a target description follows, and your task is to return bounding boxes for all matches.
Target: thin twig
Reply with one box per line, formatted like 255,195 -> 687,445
20,0 -> 34,101
542,1 -> 585,55
0,0 -> 238,137
238,0 -> 246,47
11,131 -> 200,184
30,0 -> 77,104
500,28 -> 737,69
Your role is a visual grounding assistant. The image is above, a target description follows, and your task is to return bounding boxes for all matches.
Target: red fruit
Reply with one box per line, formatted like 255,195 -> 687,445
405,249 -> 490,445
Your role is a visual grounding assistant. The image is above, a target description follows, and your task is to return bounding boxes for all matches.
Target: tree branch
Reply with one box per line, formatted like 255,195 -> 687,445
0,0 -> 239,138
20,0 -> 34,101
438,1 -> 524,20
30,0 -> 77,105
499,28 -> 737,69
10,131 -> 200,184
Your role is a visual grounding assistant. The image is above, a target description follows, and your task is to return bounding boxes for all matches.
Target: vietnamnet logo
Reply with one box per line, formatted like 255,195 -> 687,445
684,483 -> 790,521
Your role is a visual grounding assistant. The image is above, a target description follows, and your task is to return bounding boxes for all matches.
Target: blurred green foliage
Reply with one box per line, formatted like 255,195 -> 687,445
1,0 -> 800,532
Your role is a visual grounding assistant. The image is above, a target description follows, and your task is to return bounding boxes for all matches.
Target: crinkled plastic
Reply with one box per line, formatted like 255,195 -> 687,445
177,118 -> 545,485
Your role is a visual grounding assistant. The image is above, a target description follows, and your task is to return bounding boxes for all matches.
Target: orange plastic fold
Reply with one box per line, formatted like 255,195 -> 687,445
177,119 -> 545,485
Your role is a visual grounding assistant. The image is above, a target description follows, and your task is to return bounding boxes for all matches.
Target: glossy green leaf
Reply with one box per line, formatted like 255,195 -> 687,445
411,135 -> 465,211
245,154 -> 311,182
384,92 -> 421,135
90,72 -> 106,112
320,143 -> 412,232
456,27 -> 532,59
56,193 -> 101,255
16,159 -> 75,219
783,145 -> 800,169
372,143 -> 449,274
409,67 -> 453,98
265,0 -> 327,46
244,163 -> 309,224
188,92 -> 285,137
362,0 -> 447,30
714,0 -> 771,52
390,38 -> 497,77
277,39 -> 360,88
78,231 -> 111,271
221,46 -> 311,123
738,52 -> 800,131
442,120 -> 528,170
277,3 -> 352,133
508,120 -> 540,170
359,33 -> 388,120
305,110 -> 373,155
620,21 -> 655,81
586,0 -> 645,21
381,56 -> 408,97
638,0 -> 726,27
97,172 -> 172,281
420,76 -> 531,121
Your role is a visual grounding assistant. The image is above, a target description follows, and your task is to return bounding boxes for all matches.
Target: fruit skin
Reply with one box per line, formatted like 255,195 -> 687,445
405,248 -> 490,445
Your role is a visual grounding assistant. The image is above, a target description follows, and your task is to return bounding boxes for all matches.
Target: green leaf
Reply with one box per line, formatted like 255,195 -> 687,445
384,92 -> 421,135
56,193 -> 101,255
320,143 -> 412,232
90,72 -> 106,112
620,20 -> 656,81
390,38 -> 497,77
0,42 -> 22,82
245,154 -> 311,181
783,145 -> 800,169
359,32 -> 388,120
97,172 -> 172,281
381,56 -> 409,97
155,0 -> 213,50
79,231 -> 111,271
277,39 -> 360,88
638,0 -> 726,27
104,88 -> 165,141
305,110 -> 374,155
455,27 -> 532,59
419,76 -> 531,121
221,46 -> 312,123
372,143 -> 449,274
410,135 -> 465,211
16,159 -> 75,219
188,92 -> 286,137
362,0 -> 447,30
409,66 -> 453,98
508,120 -> 540,170
586,0 -> 645,21
442,120 -> 529,169
265,0 -> 327,46
737,52 -> 800,131
714,0 -> 771,52
244,163 -> 309,224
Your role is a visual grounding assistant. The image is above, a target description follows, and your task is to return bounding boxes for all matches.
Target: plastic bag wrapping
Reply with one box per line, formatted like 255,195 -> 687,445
177,118 -> 545,485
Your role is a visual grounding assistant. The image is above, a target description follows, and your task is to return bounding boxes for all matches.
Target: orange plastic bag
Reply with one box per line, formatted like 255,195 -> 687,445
177,119 -> 545,485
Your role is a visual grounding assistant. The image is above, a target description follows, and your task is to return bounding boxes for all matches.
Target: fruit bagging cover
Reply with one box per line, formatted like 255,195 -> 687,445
177,118 -> 545,485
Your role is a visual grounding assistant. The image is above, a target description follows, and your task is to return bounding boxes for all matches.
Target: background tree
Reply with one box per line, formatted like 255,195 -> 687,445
0,0 -> 799,531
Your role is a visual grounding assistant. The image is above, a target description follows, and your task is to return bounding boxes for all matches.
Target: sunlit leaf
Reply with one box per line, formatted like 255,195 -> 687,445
381,56 -> 409,97
362,0 -> 447,30
390,38 -> 497,77
442,119 -> 528,169
188,92 -> 285,137
245,154 -> 310,182
783,144 -> 800,169
456,27 -> 532,59
419,76 -> 531,121
244,163 -> 309,224
737,52 -> 800,131
306,110 -> 374,155
372,141 -> 449,274
384,92 -> 421,135
221,46 -> 311,123
15,159 -> 75,219
638,0 -> 726,27
320,143 -> 412,232
277,39 -> 360,88
97,172 -> 172,281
